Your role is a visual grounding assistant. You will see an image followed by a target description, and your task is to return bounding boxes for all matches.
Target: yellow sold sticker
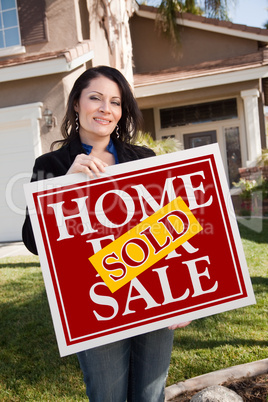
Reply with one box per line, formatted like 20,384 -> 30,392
89,196 -> 202,293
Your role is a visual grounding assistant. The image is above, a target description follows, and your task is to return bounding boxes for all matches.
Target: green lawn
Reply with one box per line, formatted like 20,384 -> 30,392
0,219 -> 267,400
169,218 -> 268,385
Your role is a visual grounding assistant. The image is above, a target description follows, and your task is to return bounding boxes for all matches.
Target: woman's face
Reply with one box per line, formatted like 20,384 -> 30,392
74,75 -> 122,144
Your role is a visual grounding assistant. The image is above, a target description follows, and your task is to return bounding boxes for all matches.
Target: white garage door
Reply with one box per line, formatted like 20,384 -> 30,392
0,103 -> 43,242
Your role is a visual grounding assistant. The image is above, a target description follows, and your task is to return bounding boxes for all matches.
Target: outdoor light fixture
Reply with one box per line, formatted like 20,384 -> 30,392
43,108 -> 56,129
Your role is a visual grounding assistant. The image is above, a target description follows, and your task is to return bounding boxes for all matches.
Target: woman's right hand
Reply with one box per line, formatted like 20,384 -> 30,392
168,321 -> 192,330
67,154 -> 108,178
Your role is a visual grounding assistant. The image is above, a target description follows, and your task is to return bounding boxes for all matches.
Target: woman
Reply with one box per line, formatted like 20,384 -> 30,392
22,66 -> 189,402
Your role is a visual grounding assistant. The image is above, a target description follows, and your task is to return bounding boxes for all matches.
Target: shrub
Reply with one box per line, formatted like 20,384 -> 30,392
233,177 -> 268,216
257,148 -> 268,167
135,132 -> 182,155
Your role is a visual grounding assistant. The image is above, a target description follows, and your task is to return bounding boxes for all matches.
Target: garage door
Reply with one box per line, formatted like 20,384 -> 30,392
0,103 -> 42,242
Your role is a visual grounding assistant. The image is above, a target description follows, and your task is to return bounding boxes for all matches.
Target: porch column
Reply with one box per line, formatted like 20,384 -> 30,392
240,89 -> 262,166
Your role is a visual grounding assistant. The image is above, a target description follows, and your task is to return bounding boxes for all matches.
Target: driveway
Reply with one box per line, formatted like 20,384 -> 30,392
0,242 -> 32,258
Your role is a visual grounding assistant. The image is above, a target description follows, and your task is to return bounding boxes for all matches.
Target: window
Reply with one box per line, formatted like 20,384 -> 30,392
0,0 -> 21,49
183,131 -> 217,149
160,98 -> 238,129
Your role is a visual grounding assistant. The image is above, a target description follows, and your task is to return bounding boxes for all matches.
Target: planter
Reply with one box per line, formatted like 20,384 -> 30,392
165,358 -> 268,400
233,166 -> 268,216
239,166 -> 268,181
232,196 -> 268,217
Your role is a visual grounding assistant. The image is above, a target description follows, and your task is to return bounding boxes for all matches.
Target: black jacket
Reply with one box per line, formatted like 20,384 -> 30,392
22,137 -> 155,254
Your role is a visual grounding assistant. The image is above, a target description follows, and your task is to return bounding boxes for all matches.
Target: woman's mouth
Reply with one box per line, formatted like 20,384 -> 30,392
94,118 -> 111,124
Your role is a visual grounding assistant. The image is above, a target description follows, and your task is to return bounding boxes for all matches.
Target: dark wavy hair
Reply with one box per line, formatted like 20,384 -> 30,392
52,65 -> 143,149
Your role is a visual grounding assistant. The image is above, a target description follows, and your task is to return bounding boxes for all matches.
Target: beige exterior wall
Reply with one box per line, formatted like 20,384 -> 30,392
40,66 -> 87,153
130,15 -> 258,73
0,65 -> 87,154
24,0 -> 80,55
89,0 -> 134,85
90,10 -> 111,68
137,80 -> 260,110
20,0 -> 134,81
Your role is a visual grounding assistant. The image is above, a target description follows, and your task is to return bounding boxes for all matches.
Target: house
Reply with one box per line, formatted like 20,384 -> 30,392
0,0 -> 134,242
1,1 -> 268,242
130,5 -> 268,187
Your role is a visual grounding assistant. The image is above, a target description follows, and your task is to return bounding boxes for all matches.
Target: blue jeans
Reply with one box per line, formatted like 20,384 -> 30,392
77,328 -> 174,402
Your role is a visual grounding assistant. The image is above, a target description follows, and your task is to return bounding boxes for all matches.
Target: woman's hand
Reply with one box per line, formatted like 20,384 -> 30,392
168,321 -> 192,330
67,154 -> 108,178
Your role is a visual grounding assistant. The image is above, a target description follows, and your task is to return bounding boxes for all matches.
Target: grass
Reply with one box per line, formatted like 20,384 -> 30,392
168,218 -> 268,385
0,219 -> 267,400
0,257 -> 87,401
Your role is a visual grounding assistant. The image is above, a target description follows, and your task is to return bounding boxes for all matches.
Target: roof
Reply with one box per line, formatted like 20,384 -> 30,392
0,40 -> 92,68
134,48 -> 268,99
137,5 -> 268,43
0,41 -> 94,83
134,48 -> 268,87
134,5 -> 268,101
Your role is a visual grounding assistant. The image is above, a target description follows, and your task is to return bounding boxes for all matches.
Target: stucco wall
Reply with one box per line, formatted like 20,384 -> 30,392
89,0 -> 134,85
24,0 -> 80,55
130,15 -> 258,73
137,80 -> 260,110
0,66 -> 87,154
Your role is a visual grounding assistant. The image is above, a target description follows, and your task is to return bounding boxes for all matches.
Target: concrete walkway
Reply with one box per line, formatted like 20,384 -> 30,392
0,241 -> 32,258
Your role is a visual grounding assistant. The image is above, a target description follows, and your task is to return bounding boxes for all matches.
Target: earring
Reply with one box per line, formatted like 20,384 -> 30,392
75,112 -> 79,133
116,124 -> 120,139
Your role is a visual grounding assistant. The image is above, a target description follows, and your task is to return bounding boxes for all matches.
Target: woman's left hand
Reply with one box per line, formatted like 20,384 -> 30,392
168,321 -> 192,330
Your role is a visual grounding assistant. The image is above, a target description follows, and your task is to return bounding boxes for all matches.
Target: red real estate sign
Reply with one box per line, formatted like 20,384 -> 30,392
24,144 -> 255,356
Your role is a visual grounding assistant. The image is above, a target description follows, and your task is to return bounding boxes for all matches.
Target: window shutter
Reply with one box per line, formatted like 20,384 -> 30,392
17,0 -> 47,45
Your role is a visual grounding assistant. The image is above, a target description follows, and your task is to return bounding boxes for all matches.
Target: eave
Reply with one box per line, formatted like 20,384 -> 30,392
134,50 -> 268,98
0,41 -> 94,83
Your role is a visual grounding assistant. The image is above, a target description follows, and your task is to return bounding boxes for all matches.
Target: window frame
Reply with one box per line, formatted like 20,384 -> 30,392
159,98 -> 238,129
0,0 -> 24,55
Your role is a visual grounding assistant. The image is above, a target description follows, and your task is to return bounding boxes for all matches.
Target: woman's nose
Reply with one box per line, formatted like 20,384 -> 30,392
99,101 -> 110,113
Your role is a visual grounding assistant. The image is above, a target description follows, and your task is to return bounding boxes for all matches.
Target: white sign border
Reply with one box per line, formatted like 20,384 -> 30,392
24,144 -> 256,356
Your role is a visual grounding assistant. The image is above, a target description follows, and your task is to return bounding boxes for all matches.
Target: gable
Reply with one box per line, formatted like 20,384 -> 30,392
130,14 -> 261,74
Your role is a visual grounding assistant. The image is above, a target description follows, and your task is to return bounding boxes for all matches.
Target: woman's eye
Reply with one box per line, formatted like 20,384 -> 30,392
90,96 -> 100,101
112,101 -> 121,106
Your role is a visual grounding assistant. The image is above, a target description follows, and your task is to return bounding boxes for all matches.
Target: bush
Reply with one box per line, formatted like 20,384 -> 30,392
135,132 -> 182,155
257,149 -> 268,167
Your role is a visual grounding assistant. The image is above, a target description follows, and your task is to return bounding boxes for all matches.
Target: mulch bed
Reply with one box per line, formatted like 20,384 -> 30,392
170,373 -> 268,401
